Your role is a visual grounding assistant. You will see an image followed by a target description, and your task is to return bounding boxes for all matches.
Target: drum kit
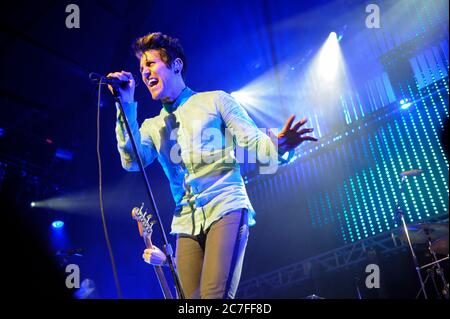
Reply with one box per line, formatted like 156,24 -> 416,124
395,169 -> 449,299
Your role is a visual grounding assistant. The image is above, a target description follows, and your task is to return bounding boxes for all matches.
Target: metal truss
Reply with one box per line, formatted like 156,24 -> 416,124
237,215 -> 448,298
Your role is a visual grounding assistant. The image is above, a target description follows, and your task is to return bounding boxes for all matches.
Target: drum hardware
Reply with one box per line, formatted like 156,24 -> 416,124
394,170 -> 428,299
394,168 -> 448,299
430,237 -> 449,256
418,233 -> 449,299
398,223 -> 449,299
420,256 -> 449,269
414,244 -> 449,299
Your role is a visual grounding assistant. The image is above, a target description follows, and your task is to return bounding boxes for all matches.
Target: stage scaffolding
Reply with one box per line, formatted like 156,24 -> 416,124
237,215 -> 448,298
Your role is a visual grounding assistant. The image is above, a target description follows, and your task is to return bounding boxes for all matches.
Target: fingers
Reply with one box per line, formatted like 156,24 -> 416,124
282,115 -> 296,132
297,128 -> 314,136
142,251 -> 150,263
106,72 -> 120,80
107,72 -> 127,82
121,71 -> 135,83
297,127 -> 318,143
300,136 -> 319,142
143,248 -> 154,264
292,118 -> 307,131
142,247 -> 167,266
107,71 -> 134,82
106,71 -> 135,100
283,116 -> 308,133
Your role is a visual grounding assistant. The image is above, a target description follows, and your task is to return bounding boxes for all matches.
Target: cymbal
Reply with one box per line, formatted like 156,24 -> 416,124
400,169 -> 423,177
399,223 -> 449,244
430,237 -> 449,256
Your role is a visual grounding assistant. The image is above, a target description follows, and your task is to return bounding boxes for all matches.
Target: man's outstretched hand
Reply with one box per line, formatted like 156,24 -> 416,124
276,115 -> 318,155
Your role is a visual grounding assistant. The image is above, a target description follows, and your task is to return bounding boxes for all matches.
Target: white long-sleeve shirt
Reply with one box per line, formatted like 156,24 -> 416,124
116,88 -> 279,235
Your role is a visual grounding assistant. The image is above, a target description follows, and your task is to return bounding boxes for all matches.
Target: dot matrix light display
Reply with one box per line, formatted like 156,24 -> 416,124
244,0 -> 449,245
246,83 -> 448,244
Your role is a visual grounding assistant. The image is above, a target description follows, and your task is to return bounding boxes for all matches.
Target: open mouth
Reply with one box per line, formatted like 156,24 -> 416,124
147,78 -> 159,88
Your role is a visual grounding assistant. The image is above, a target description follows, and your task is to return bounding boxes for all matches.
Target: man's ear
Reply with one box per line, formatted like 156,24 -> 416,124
172,58 -> 183,74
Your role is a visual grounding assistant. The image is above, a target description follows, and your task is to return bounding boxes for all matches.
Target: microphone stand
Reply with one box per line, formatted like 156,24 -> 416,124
111,87 -> 185,299
395,175 -> 428,299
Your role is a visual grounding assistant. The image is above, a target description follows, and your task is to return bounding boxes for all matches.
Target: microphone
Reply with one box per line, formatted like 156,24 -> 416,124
89,72 -> 133,88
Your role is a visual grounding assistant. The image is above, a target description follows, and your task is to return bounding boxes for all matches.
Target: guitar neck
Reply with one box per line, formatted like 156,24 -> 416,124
144,234 -> 175,299
154,266 -> 174,299
132,206 -> 179,299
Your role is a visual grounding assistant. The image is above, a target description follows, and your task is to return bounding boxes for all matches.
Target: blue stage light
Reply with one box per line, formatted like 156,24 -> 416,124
400,102 -> 412,110
55,149 -> 73,161
317,32 -> 341,82
400,98 -> 412,109
52,220 -> 65,229
401,102 -> 412,109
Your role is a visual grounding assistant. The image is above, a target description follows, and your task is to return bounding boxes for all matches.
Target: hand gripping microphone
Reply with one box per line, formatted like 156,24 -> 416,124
89,72 -> 136,89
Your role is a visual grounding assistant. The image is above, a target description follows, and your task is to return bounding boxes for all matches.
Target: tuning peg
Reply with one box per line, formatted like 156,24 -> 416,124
131,207 -> 140,220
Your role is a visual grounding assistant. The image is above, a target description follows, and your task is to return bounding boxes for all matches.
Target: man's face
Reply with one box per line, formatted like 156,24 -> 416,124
139,49 -> 175,101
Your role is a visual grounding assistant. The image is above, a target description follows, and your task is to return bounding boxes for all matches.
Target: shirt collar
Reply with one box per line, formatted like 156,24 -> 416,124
161,87 -> 196,113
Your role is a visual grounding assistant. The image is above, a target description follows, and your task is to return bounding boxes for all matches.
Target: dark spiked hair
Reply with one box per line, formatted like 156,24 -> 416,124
133,32 -> 187,77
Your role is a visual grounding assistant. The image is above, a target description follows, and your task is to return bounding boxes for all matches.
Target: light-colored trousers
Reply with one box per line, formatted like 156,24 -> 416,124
176,209 -> 249,299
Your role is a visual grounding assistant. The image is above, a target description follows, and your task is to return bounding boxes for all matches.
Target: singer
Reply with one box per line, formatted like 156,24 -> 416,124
108,32 -> 317,299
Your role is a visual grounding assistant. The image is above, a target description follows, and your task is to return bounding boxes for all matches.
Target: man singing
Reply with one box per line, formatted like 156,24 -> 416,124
109,32 -> 317,299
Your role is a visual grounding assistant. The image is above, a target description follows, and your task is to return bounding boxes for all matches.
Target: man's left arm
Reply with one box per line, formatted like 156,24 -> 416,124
215,91 -> 317,170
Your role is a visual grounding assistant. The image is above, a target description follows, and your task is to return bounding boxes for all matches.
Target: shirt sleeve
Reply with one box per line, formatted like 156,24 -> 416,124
215,91 -> 281,174
115,101 -> 158,171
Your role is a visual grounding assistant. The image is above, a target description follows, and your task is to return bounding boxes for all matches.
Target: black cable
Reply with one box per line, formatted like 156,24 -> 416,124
96,79 -> 123,298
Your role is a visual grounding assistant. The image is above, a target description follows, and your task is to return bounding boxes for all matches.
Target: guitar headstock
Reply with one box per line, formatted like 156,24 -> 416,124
131,203 -> 156,239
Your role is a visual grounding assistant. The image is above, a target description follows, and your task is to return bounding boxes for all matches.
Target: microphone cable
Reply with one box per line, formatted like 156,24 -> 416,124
96,78 -> 123,298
